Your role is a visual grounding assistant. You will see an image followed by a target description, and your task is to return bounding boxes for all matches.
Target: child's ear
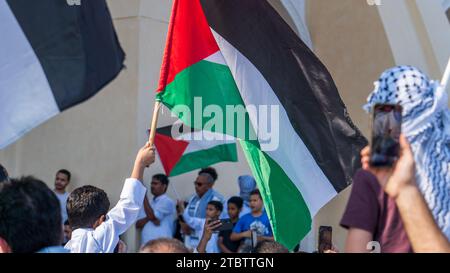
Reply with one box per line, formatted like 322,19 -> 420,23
93,215 -> 106,228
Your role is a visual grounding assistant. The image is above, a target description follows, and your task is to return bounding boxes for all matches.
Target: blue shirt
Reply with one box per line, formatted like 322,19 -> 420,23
233,211 -> 273,237
37,246 -> 69,253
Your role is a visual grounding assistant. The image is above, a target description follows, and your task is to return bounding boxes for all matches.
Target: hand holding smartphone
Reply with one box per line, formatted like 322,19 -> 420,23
207,218 -> 233,232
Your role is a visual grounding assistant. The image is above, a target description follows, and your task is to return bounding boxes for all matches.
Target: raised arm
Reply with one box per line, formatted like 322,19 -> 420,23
361,135 -> 450,253
197,220 -> 222,253
94,143 -> 155,252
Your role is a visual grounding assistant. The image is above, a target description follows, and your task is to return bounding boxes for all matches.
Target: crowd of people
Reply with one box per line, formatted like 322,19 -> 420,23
0,66 -> 449,253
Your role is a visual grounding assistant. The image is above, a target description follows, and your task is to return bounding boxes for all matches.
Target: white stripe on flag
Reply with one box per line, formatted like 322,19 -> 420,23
0,1 -> 59,149
211,30 -> 337,216
178,131 -> 235,154
203,51 -> 227,66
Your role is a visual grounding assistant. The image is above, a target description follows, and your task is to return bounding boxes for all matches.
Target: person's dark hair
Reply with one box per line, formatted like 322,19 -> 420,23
207,200 -> 223,212
198,167 -> 218,182
152,174 -> 169,186
140,238 -> 190,253
250,189 -> 262,199
0,176 -> 62,253
0,164 -> 9,184
64,220 -> 70,226
255,241 -> 289,253
66,185 -> 110,229
57,169 -> 71,181
227,196 -> 243,209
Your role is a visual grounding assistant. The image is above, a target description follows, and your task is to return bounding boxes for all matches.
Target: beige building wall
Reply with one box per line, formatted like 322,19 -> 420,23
0,0 -> 448,252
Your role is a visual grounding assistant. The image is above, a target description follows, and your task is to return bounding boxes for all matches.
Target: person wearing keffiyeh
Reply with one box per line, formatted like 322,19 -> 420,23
364,65 -> 450,239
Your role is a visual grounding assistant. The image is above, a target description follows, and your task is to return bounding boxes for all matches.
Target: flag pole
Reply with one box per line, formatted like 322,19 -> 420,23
170,182 -> 181,201
441,57 -> 450,92
148,100 -> 162,146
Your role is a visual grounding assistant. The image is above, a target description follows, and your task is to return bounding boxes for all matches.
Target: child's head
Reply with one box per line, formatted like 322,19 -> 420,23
249,189 -> 263,213
227,196 -> 243,219
63,220 -> 72,243
206,201 -> 223,219
67,185 -> 110,229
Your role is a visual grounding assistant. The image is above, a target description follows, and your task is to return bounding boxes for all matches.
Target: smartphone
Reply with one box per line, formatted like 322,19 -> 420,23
318,226 -> 332,253
208,219 -> 234,232
370,104 -> 402,167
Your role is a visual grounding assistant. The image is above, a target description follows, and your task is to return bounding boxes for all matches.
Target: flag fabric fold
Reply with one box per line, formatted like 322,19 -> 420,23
0,0 -> 125,149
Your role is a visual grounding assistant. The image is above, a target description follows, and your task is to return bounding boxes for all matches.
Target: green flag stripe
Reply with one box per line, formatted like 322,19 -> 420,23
239,139 -> 312,250
170,143 -> 238,177
157,60 -> 255,141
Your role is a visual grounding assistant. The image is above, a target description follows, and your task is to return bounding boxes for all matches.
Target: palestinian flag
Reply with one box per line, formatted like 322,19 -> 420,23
156,0 -> 367,249
0,0 -> 125,149
154,123 -> 238,177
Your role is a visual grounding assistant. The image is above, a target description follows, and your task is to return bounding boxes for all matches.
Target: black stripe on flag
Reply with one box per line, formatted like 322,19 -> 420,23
6,0 -> 125,111
156,124 -> 197,139
200,0 -> 367,191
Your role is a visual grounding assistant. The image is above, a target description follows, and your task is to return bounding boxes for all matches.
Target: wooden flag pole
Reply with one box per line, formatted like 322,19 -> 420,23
170,182 -> 181,201
148,100 -> 162,146
148,100 -> 181,200
441,57 -> 450,92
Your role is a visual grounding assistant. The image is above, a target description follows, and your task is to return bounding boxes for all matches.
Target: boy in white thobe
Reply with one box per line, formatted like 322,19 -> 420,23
64,143 -> 155,253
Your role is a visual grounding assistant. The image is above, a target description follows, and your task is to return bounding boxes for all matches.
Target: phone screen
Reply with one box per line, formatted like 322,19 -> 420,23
318,226 -> 332,253
370,104 -> 402,167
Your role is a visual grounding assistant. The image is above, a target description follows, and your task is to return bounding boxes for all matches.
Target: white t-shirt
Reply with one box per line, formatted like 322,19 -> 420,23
55,191 -> 69,224
137,193 -> 176,246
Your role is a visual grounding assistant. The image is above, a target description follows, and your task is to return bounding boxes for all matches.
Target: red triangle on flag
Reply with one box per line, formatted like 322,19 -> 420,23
156,0 -> 219,93
154,132 -> 189,176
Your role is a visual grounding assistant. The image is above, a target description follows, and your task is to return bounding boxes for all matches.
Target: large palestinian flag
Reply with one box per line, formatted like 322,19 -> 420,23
156,0 -> 367,249
154,123 -> 238,177
0,0 -> 124,149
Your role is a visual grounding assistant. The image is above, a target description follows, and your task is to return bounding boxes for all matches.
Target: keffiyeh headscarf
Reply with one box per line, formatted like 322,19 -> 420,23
364,65 -> 450,239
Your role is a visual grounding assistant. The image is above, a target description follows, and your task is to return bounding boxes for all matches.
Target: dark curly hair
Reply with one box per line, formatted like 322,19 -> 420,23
67,185 -> 110,229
